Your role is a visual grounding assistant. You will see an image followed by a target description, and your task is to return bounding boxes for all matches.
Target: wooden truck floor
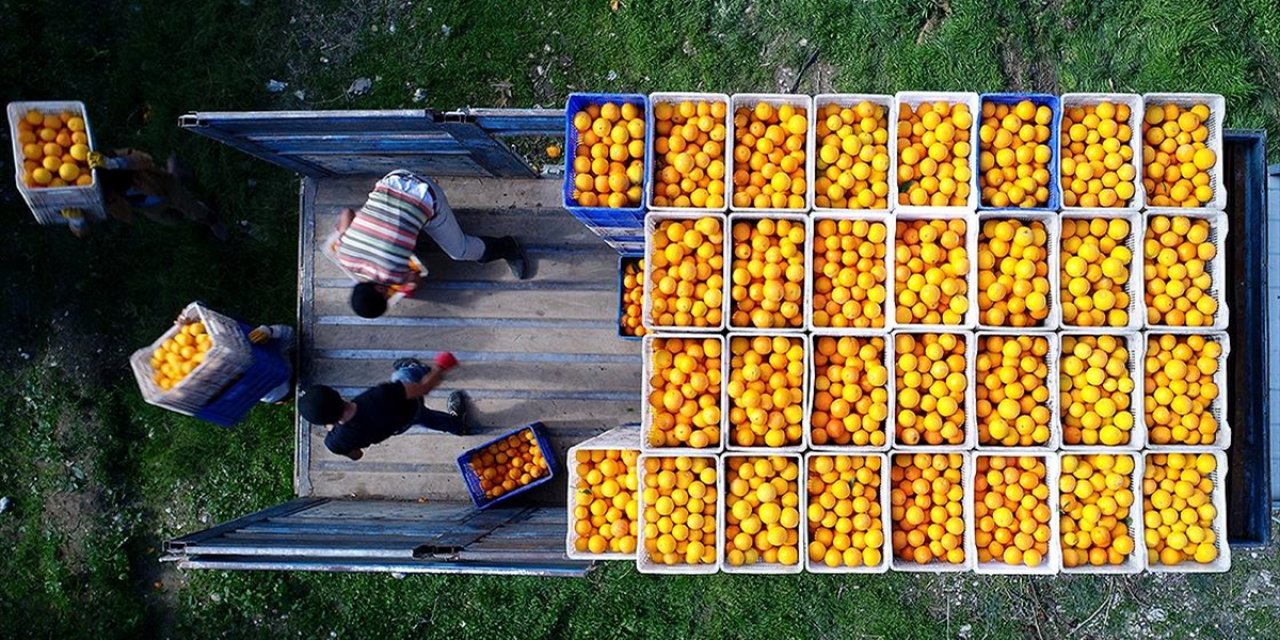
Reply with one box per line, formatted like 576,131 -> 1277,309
296,175 -> 641,502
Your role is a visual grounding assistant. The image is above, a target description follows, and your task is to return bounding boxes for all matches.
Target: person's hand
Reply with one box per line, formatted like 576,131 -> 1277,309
86,151 -> 106,170
249,325 -> 272,344
435,351 -> 458,371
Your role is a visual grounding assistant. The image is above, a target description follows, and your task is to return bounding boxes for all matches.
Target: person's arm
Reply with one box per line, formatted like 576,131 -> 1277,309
402,366 -> 446,400
345,449 -> 364,461
336,208 -> 356,234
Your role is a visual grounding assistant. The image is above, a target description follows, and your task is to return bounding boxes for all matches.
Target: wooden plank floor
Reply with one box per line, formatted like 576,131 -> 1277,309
298,176 -> 642,501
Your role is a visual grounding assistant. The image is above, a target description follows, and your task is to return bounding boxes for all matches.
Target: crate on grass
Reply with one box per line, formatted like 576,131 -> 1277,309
456,422 -> 558,510
646,92 -> 732,211
893,92 -> 981,212
6,100 -> 105,225
810,94 -> 897,213
130,302 -> 255,416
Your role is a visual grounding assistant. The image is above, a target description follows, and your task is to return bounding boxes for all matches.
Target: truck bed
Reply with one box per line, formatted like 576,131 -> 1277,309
297,176 -> 641,501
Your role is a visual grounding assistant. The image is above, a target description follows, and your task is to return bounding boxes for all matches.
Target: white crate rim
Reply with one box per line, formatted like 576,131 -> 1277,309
805,331 -> 894,452
727,93 -> 815,213
1058,93 -> 1146,211
806,211 -> 896,334
803,451 -> 893,573
645,92 -> 733,212
811,94 -> 898,214
641,211 -> 730,333
893,92 -> 982,212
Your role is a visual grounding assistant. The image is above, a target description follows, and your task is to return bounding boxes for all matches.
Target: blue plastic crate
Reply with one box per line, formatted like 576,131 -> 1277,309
617,255 -> 644,340
603,236 -> 646,255
456,422 -> 559,510
977,93 -> 1062,212
564,93 -> 648,219
193,323 -> 292,427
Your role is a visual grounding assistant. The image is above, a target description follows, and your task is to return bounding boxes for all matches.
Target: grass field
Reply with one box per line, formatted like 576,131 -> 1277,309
1,0 -> 1278,638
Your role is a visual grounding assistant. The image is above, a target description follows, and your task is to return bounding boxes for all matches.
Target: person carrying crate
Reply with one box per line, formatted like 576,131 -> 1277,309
82,149 -> 229,239
334,170 -> 529,318
298,353 -> 467,461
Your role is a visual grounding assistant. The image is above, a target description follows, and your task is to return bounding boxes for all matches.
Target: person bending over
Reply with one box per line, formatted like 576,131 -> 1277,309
298,357 -> 467,461
335,170 -> 528,318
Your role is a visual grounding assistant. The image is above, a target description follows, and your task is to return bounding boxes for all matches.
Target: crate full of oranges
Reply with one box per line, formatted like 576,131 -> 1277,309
458,423 -> 557,509
7,100 -> 105,225
129,302 -> 255,416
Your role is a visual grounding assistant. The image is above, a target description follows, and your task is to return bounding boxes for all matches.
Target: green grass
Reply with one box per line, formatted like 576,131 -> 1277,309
1,0 -> 1279,638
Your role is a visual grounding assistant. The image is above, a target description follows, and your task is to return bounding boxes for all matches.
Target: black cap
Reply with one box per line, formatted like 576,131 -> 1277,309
299,385 -> 346,424
351,282 -> 388,318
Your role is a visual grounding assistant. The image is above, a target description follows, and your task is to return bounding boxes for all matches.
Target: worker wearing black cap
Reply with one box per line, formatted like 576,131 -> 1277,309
299,353 -> 466,461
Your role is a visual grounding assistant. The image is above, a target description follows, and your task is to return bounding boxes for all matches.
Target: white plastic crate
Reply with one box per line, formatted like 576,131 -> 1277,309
1142,450 -> 1231,573
1058,331 -> 1147,451
129,302 -> 254,416
728,93 -> 815,213
645,92 -> 733,212
889,329 -> 978,451
1059,93 -> 1145,211
1058,210 -> 1145,333
719,452 -> 806,574
564,425 -> 643,560
6,100 -> 105,225
888,450 -> 974,572
1057,450 -> 1146,575
1143,331 -> 1232,451
1141,210 -> 1230,331
805,211 -> 895,333
635,453 -> 723,574
726,212 -> 810,333
805,332 -> 894,452
1140,93 -> 1226,211
966,452 -> 1061,575
724,332 -> 809,453
641,211 -> 729,333
803,451 -> 892,573
640,333 -> 728,454
974,211 -> 1061,332
972,331 -> 1061,451
810,94 -> 897,214
893,92 -> 982,213
891,210 -> 980,331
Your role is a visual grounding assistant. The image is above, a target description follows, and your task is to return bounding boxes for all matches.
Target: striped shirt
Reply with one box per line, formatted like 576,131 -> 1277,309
337,173 -> 436,284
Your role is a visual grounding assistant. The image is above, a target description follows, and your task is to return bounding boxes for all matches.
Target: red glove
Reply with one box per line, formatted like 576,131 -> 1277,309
435,351 -> 458,370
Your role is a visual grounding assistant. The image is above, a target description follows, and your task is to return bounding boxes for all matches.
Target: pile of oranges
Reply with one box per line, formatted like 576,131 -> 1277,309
890,452 -> 966,566
469,429 -> 549,500
730,217 -> 806,329
807,455 -> 886,569
1144,215 -> 1218,327
619,258 -> 646,337
812,217 -> 888,329
972,455 -> 1052,568
894,218 -> 971,326
726,335 -> 805,449
975,335 -> 1053,448
1060,101 -> 1138,208
811,336 -> 890,448
731,101 -> 808,210
724,455 -> 802,567
1142,102 -> 1216,208
646,337 -> 723,449
149,321 -> 212,391
640,455 -> 719,567
1143,452 -> 1220,566
978,99 -> 1054,208
569,101 -> 645,208
895,100 -> 974,207
1144,334 -> 1223,446
647,216 -> 725,329
1060,453 -> 1139,568
1060,335 -> 1136,447
976,218 -> 1051,327
813,100 -> 891,209
651,99 -> 728,209
894,333 -> 968,447
1061,216 -> 1135,328
16,109 -> 93,188
572,449 -> 639,555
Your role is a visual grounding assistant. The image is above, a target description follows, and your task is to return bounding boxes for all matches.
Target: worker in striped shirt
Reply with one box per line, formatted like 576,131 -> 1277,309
335,170 -> 528,318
